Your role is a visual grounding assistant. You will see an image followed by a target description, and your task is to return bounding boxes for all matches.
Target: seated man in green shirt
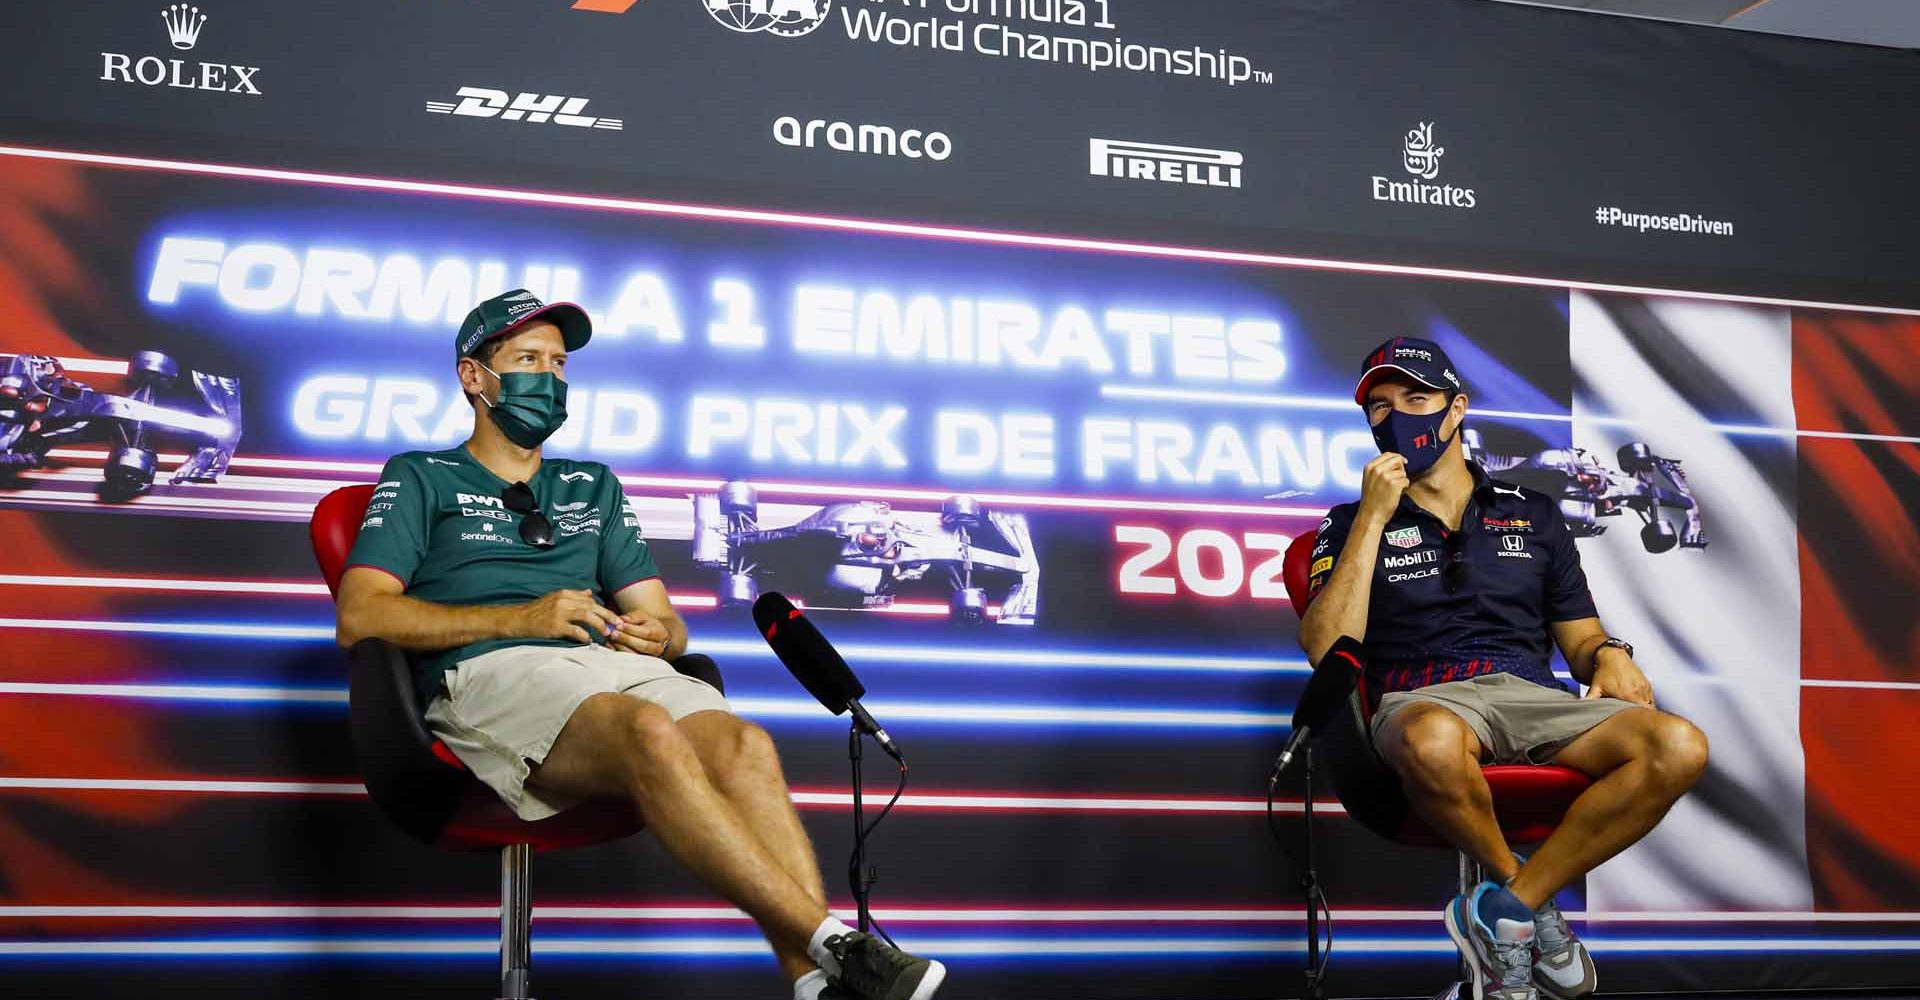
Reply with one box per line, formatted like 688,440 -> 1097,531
335,289 -> 945,1000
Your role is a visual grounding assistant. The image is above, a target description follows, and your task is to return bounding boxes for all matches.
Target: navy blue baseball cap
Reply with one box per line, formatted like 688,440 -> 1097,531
455,289 -> 592,360
1354,336 -> 1463,405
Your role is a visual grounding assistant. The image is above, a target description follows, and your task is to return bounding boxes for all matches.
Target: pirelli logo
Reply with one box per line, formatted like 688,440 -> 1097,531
1311,556 -> 1333,577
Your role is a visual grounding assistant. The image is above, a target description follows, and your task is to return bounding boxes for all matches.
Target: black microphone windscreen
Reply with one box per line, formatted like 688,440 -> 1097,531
752,592 -> 866,714
1291,636 -> 1365,733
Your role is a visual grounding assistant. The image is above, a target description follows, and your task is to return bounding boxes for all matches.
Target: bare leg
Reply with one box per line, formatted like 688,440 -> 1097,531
1376,703 -> 1522,883
1507,708 -> 1708,909
527,693 -> 829,965
679,710 -> 831,981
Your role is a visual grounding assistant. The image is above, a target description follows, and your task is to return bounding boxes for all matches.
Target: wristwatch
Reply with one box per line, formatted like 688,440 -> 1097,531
1597,637 -> 1634,660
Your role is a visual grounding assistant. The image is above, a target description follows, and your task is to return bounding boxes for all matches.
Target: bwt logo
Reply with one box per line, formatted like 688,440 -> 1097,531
775,116 -> 952,161
427,87 -> 623,130
100,4 -> 262,96
1090,138 -> 1243,189
457,493 -> 506,509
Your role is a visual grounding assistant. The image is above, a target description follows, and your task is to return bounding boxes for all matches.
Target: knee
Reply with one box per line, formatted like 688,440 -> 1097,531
621,700 -> 693,773
1387,711 -> 1479,792
713,718 -> 783,779
1647,715 -> 1709,791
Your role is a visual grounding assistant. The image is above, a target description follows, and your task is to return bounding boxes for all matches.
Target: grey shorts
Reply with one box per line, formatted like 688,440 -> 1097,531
424,643 -> 732,821
1369,672 -> 1635,765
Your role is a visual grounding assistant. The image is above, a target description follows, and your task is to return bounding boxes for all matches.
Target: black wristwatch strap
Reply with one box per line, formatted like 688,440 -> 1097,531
1598,637 -> 1634,659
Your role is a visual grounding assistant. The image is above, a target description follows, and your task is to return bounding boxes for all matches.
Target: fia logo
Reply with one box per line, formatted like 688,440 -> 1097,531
1402,122 -> 1444,180
704,0 -> 833,38
427,88 -> 623,130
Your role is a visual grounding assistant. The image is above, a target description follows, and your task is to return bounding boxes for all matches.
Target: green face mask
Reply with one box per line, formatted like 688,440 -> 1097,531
479,363 -> 568,448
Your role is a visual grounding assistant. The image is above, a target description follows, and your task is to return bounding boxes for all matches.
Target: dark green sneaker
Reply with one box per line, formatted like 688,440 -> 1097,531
821,931 -> 946,1000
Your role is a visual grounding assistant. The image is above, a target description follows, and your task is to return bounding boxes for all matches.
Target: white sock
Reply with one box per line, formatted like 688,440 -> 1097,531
792,968 -> 828,1000
806,915 -> 857,975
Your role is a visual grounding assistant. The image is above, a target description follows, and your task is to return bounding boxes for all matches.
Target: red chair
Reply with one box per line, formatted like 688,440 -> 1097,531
1281,531 -> 1590,990
311,484 -> 725,999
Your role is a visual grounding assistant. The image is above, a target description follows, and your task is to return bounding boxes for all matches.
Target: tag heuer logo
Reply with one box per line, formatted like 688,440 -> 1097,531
1385,527 -> 1422,549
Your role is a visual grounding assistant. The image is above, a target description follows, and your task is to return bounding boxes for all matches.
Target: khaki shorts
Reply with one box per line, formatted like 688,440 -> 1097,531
1369,672 -> 1634,765
424,643 -> 732,820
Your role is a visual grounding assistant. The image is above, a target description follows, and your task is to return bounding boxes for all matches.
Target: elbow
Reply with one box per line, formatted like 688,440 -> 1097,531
1297,606 -> 1351,665
1297,610 -> 1329,660
334,604 -> 365,650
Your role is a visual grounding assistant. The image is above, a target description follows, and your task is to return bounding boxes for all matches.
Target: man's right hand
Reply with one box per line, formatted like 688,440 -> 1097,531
1358,452 -> 1410,525
511,589 -> 623,644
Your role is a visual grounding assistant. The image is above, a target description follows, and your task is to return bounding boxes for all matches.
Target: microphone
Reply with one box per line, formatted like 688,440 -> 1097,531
752,592 -> 903,761
1274,636 -> 1366,774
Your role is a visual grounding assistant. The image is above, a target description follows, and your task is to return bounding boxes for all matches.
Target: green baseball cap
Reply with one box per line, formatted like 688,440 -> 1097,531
455,288 -> 592,359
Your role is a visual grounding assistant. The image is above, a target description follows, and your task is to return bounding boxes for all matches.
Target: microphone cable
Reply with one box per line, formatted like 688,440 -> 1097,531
852,755 -> 909,948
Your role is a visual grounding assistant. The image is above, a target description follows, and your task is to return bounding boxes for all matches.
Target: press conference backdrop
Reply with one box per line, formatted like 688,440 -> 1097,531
0,2 -> 1913,998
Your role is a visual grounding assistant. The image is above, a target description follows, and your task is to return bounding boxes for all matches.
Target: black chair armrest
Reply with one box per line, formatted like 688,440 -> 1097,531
346,638 -> 466,845
669,653 -> 725,696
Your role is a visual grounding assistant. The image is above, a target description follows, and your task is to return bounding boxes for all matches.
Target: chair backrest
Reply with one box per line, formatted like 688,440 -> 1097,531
1281,529 -> 1319,617
311,484 -> 377,595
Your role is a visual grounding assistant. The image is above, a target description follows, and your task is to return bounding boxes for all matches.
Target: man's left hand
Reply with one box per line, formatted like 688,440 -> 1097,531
1585,648 -> 1654,707
608,610 -> 673,658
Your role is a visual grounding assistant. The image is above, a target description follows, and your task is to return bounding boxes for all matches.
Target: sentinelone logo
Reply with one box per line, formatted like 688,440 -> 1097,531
1091,138 -> 1241,189
1371,121 -> 1475,209
776,116 -> 951,160
100,4 -> 261,96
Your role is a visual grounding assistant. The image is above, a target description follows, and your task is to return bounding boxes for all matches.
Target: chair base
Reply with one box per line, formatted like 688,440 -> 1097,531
500,843 -> 533,1000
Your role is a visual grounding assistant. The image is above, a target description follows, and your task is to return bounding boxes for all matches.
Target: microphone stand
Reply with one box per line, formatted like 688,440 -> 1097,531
1301,742 -> 1327,1000
848,721 -> 876,933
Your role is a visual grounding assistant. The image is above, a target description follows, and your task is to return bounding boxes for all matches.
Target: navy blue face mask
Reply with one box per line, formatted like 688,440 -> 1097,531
1372,401 -> 1459,476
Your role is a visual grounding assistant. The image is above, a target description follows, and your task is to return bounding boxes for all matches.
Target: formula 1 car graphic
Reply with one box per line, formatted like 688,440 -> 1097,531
691,482 -> 1039,624
0,351 -> 243,501
1463,430 -> 1706,553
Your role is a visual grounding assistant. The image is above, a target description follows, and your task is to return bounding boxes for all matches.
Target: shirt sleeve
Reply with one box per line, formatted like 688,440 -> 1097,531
1306,506 -> 1352,599
344,456 -> 432,588
597,472 -> 660,597
1542,501 -> 1599,621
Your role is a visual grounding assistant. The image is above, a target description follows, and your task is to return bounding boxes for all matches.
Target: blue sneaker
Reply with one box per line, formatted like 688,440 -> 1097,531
1444,881 -> 1538,1000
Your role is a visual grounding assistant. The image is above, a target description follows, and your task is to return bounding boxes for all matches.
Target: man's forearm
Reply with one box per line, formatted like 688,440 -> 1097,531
1299,513 -> 1388,662
664,614 -> 689,660
1565,632 -> 1608,684
339,592 -> 521,652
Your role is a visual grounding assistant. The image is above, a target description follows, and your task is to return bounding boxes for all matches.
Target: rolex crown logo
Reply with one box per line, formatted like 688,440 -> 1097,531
162,4 -> 207,51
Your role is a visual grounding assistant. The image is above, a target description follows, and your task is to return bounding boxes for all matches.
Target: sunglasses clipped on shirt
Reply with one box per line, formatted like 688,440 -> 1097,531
1442,526 -> 1469,593
502,481 -> 554,547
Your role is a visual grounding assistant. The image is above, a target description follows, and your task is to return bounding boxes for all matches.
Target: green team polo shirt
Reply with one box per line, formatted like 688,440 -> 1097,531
343,444 -> 659,706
